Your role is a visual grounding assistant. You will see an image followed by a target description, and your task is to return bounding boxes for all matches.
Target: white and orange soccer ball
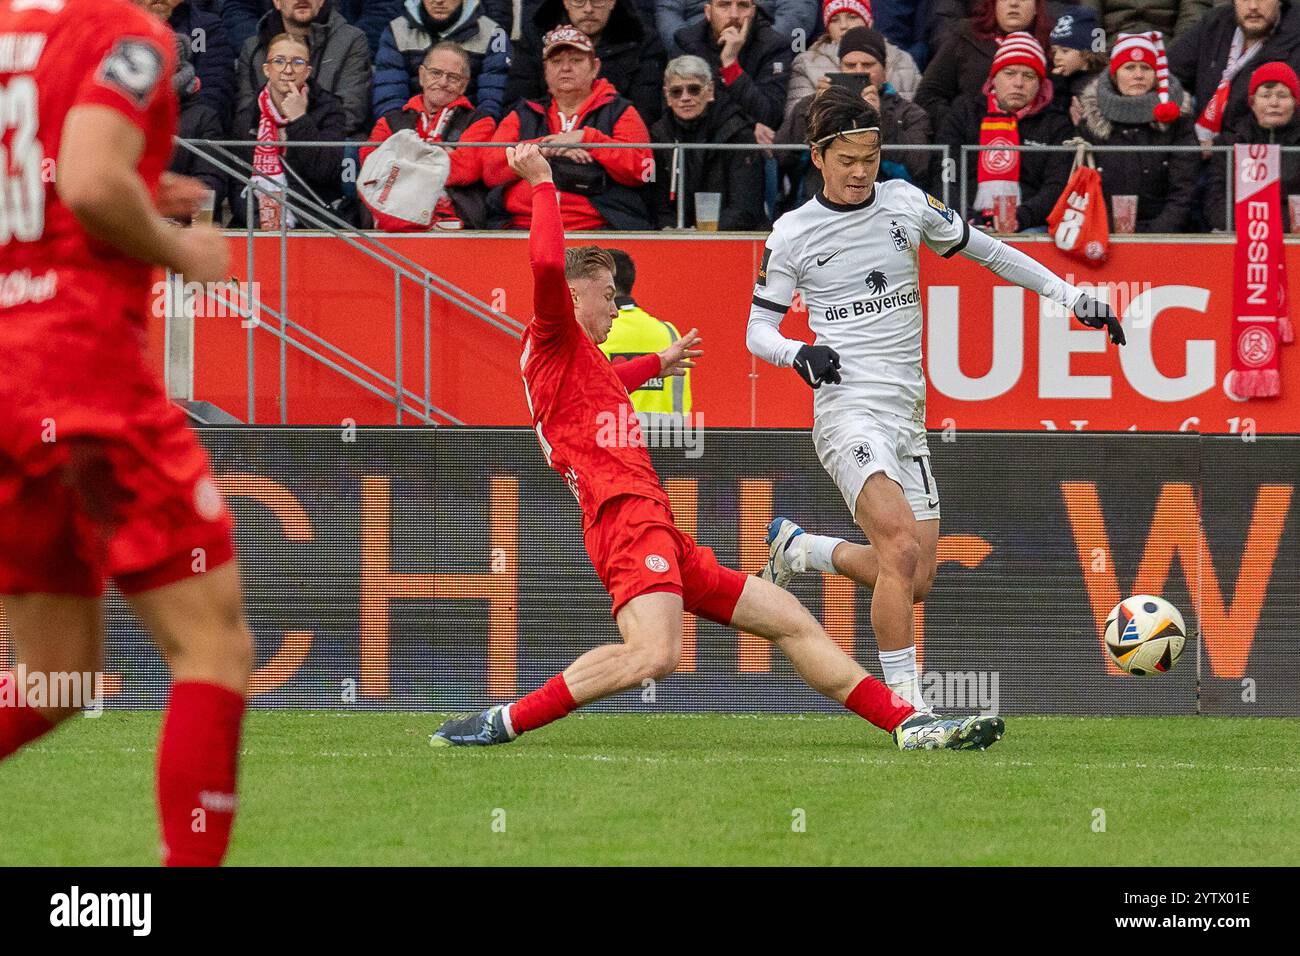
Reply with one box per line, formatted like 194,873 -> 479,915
1104,595 -> 1187,676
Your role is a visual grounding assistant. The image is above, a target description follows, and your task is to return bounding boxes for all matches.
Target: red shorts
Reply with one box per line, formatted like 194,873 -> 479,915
583,494 -> 747,622
0,399 -> 235,597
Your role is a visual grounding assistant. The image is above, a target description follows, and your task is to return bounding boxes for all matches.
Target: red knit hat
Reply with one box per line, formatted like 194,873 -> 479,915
1249,61 -> 1300,101
822,0 -> 873,28
989,32 -> 1047,82
1110,32 -> 1180,123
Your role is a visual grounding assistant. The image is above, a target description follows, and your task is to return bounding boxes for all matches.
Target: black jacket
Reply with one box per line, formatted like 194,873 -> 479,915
173,96 -> 227,204
1168,1 -> 1300,137
506,0 -> 667,126
224,0 -> 404,56
228,83 -> 349,227
915,19 -> 998,133
939,92 -> 1075,229
235,2 -> 374,137
169,1 -> 236,132
1074,73 -> 1201,233
673,11 -> 793,129
649,98 -> 767,230
1206,112 -> 1300,230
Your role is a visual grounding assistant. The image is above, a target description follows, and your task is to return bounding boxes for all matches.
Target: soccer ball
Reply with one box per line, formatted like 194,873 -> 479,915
1104,595 -> 1187,676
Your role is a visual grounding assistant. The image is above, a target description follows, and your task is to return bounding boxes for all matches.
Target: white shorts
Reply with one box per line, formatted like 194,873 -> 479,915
812,409 -> 940,521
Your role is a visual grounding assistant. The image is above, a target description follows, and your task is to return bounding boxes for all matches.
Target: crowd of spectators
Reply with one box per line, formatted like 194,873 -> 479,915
165,0 -> 1300,232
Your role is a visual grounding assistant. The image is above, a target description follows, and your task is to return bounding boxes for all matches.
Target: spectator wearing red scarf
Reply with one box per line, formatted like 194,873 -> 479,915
362,42 -> 498,229
1168,0 -> 1300,147
229,33 -> 348,228
938,31 -> 1074,231
917,0 -> 1055,131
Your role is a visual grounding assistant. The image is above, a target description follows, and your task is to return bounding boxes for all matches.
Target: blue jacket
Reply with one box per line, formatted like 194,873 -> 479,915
373,0 -> 510,120
873,0 -> 934,71
224,0 -> 402,56
169,0 -> 236,131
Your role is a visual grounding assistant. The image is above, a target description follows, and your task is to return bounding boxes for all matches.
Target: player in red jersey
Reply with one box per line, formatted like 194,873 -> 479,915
0,0 -> 252,865
432,143 -> 1004,751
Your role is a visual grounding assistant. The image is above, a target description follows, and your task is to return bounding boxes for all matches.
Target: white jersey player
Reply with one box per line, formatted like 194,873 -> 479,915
747,86 -> 1125,713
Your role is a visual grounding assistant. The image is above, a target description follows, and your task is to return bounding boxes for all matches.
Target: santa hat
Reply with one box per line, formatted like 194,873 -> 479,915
822,0 -> 873,28
1110,32 -> 1180,123
989,32 -> 1048,82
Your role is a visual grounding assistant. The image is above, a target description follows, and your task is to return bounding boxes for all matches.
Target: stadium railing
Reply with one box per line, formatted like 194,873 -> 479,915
955,142 -> 1284,233
173,137 -> 527,425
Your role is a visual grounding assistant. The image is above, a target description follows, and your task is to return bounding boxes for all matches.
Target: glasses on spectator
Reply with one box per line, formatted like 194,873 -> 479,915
565,0 -> 615,8
666,82 -> 707,99
421,66 -> 467,86
269,55 -> 308,71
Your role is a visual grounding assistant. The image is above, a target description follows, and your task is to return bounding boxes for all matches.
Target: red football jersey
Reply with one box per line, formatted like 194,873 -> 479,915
0,0 -> 178,448
0,0 -> 177,338
520,182 -> 671,526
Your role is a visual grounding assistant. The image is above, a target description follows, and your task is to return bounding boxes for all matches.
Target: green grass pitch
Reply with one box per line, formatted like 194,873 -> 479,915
1,712 -> 1298,866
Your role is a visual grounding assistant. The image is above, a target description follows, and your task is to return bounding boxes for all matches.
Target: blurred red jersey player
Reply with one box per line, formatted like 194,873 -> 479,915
0,0 -> 253,865
432,143 -> 1003,752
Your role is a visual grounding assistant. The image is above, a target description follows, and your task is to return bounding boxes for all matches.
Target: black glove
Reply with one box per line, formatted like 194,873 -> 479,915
793,344 -> 842,389
1073,294 -> 1126,346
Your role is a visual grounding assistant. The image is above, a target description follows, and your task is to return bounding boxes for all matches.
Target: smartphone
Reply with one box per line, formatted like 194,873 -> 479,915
826,72 -> 871,98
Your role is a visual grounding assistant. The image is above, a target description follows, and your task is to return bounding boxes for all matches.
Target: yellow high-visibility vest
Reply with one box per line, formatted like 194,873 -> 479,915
599,302 -> 692,415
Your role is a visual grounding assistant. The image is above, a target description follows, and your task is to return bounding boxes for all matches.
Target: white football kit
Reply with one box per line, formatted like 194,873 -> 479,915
748,180 -> 1086,519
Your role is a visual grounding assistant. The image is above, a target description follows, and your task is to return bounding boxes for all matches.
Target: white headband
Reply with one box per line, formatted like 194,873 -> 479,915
813,125 -> 881,146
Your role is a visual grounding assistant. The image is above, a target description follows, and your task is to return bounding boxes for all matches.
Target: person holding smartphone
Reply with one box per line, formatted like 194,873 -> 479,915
776,26 -> 932,206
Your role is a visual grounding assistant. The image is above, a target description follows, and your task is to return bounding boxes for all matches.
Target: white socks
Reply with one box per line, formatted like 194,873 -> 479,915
880,646 -> 930,713
801,533 -> 843,573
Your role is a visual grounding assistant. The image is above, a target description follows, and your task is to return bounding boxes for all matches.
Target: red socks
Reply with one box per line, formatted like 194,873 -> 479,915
157,681 -> 245,867
507,673 -> 578,736
845,676 -> 915,733
0,670 -> 56,759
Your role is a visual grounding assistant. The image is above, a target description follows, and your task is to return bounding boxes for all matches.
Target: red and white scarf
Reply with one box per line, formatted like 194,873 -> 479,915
1195,28 -> 1263,143
1229,143 -> 1292,399
416,105 -> 457,142
975,91 -> 1024,214
254,86 -> 289,177
253,86 -> 294,228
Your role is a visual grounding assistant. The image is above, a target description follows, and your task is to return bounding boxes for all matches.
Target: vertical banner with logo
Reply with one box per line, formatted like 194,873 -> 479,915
1230,144 -> 1290,398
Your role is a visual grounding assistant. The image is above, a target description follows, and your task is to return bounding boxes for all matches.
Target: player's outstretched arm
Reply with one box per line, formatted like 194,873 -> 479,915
58,106 -> 229,284
512,143 -> 573,339
957,227 -> 1126,345
611,327 -> 703,392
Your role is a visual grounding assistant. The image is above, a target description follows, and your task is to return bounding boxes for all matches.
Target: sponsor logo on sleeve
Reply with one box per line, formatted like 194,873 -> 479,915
757,247 -> 771,286
96,39 -> 164,108
926,193 -> 954,224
